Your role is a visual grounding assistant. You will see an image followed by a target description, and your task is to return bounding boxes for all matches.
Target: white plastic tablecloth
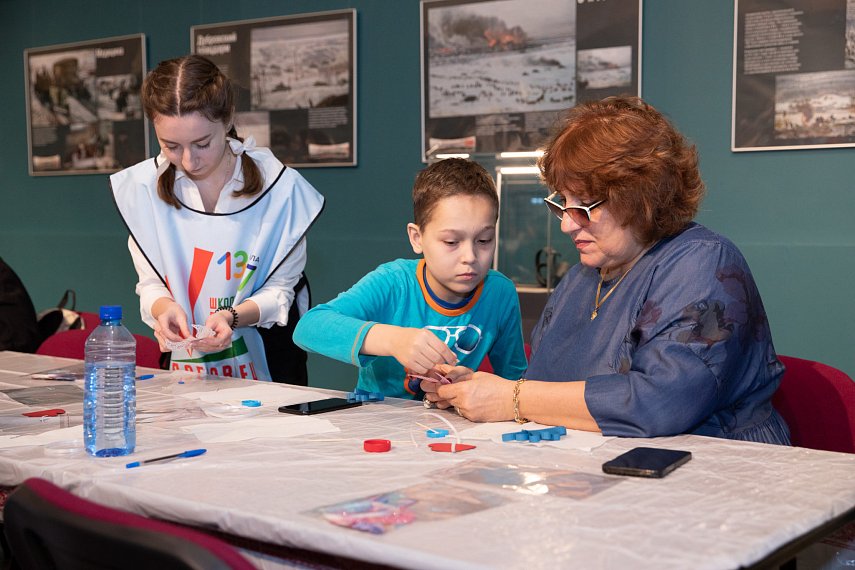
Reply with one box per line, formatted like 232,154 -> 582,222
0,351 -> 852,570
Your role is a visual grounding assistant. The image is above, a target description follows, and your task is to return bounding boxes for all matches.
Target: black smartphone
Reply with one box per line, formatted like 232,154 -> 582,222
601,447 -> 692,478
278,398 -> 362,415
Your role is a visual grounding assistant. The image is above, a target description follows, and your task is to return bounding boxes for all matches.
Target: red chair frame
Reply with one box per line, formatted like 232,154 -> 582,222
36,329 -> 163,369
773,355 -> 855,453
3,477 -> 254,569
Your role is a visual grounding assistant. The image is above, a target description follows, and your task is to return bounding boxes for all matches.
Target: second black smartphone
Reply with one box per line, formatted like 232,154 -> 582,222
278,398 -> 362,415
601,447 -> 692,478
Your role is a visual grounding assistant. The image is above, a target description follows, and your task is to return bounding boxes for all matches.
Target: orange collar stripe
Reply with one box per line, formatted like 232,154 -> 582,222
416,259 -> 484,317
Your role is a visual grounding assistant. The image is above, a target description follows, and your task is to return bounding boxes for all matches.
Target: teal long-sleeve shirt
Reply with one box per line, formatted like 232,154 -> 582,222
293,259 -> 528,398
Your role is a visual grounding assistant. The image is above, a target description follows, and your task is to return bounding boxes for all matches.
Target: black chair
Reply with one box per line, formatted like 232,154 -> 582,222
3,477 -> 254,570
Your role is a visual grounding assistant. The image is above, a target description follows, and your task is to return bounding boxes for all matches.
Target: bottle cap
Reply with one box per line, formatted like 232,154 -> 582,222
99,305 -> 122,321
426,428 -> 449,438
363,439 -> 391,453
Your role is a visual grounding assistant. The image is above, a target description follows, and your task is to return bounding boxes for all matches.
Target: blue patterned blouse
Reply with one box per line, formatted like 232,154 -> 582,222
526,223 -> 790,444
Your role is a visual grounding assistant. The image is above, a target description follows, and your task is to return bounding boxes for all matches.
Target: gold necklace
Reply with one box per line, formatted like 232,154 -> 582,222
591,268 -> 631,320
590,245 -> 654,320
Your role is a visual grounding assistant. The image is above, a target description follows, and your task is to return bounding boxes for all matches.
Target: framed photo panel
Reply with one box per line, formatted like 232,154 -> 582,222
24,34 -> 148,176
420,0 -> 641,161
732,0 -> 855,151
192,9 -> 357,167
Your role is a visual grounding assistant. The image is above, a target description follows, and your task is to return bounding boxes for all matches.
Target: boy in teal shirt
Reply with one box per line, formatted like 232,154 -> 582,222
293,158 -> 527,399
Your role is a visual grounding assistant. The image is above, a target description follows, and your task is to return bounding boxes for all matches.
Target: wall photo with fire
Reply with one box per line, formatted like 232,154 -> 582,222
420,0 -> 641,161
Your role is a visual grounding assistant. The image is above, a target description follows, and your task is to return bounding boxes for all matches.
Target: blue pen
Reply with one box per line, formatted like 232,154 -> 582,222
125,448 -> 207,469
136,374 -> 155,380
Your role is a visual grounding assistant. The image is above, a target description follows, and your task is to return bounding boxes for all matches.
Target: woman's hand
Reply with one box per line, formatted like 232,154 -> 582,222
421,364 -> 472,409
193,311 -> 234,353
434,363 -> 471,383
152,301 -> 190,351
436,371 -> 516,422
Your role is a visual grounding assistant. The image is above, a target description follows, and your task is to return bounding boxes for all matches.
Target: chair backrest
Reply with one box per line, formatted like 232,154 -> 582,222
478,343 -> 532,373
3,477 -> 254,570
35,329 -> 89,361
773,355 -> 855,454
77,311 -> 102,330
35,329 -> 163,369
133,333 -> 164,369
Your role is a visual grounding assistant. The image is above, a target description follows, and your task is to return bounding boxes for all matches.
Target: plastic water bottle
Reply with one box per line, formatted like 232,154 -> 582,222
83,305 -> 136,457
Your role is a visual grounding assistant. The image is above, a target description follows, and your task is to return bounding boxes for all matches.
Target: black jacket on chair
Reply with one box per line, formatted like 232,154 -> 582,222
0,257 -> 40,353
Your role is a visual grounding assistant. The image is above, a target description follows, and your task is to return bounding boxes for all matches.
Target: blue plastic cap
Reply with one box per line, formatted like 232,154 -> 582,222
426,428 -> 449,438
99,305 -> 122,321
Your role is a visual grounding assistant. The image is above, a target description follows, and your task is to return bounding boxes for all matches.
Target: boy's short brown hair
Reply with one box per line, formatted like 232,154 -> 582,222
412,158 -> 498,227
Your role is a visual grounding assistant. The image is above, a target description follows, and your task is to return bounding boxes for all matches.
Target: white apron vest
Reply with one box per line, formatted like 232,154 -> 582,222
110,147 -> 324,380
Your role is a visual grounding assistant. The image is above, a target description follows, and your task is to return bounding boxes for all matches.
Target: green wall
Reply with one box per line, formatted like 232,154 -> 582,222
2,1 -> 853,388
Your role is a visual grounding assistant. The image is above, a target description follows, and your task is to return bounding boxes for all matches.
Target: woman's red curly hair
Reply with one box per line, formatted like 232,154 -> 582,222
538,96 -> 705,245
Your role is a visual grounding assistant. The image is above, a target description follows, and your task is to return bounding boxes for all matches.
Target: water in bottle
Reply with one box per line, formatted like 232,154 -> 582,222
83,305 -> 136,457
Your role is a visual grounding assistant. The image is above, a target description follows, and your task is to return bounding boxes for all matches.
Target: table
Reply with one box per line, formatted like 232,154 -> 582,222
0,351 -> 853,570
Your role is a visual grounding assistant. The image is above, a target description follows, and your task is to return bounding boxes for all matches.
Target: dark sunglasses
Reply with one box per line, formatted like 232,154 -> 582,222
543,192 -> 606,226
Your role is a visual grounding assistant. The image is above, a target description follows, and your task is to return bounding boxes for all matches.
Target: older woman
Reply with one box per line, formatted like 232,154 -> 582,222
425,96 -> 790,445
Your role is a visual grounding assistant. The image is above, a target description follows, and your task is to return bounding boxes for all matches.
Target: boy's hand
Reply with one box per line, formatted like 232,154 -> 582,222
389,327 -> 457,374
362,324 -> 457,374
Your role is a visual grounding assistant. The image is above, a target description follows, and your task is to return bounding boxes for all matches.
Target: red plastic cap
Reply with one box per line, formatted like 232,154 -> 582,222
363,439 -> 391,453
